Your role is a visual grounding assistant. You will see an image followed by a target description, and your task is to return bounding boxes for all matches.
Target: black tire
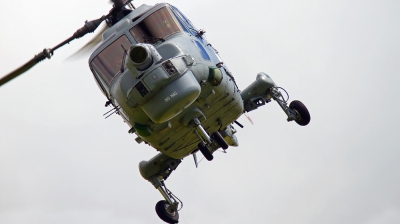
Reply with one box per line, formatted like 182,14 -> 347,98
211,132 -> 229,150
198,142 -> 213,161
155,200 -> 179,224
289,100 -> 311,126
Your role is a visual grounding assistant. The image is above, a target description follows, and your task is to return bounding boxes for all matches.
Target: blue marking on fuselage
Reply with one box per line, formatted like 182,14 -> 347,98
193,40 -> 211,61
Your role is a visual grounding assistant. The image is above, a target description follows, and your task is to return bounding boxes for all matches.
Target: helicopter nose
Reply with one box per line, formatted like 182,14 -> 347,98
141,70 -> 201,123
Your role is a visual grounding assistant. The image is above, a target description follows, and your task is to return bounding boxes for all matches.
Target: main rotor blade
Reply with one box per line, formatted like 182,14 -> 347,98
0,16 -> 105,87
67,24 -> 108,59
0,50 -> 49,87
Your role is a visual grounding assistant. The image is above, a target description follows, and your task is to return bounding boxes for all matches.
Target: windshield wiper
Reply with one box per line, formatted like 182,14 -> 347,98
138,30 -> 165,44
142,36 -> 165,43
120,44 -> 128,73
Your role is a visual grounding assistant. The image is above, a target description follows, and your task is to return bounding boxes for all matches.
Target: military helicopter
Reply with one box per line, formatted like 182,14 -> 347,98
0,0 -> 311,223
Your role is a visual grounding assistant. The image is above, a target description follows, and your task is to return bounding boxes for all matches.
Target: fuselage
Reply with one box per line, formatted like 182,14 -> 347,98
89,3 -> 243,159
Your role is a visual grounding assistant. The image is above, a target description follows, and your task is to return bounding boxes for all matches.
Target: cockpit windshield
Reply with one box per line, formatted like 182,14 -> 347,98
130,6 -> 183,44
90,35 -> 132,86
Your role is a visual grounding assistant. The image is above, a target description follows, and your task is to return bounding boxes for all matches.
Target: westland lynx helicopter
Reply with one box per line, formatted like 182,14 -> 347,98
0,1 -> 311,223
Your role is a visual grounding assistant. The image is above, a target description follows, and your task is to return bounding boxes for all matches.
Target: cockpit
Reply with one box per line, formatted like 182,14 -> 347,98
130,6 -> 183,44
90,35 -> 131,86
90,5 -> 185,90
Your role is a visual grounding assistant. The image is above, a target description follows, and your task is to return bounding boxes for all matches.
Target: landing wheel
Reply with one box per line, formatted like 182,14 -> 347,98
198,142 -> 213,161
289,100 -> 311,126
155,200 -> 179,224
211,131 -> 229,149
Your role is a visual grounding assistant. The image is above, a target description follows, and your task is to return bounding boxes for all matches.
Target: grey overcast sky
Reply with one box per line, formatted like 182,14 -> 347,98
1,0 -> 400,223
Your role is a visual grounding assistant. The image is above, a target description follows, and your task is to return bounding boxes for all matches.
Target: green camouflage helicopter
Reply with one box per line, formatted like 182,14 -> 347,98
0,1 -> 310,223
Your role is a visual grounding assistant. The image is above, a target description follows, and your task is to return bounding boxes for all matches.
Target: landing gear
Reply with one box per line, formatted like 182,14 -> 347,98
198,142 -> 213,161
152,178 -> 181,223
140,116 -> 230,223
139,154 -> 183,223
241,73 -> 311,126
192,118 -> 229,161
156,200 -> 179,224
267,87 -> 311,126
289,100 -> 310,126
211,131 -> 228,149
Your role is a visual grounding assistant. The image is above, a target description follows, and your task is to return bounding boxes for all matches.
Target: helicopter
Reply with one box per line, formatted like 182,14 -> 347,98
0,1 -> 311,223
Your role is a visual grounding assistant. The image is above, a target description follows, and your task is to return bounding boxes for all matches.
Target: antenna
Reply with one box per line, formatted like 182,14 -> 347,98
103,104 -> 121,119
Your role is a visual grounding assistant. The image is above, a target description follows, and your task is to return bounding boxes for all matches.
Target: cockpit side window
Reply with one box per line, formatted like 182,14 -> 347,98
130,6 -> 183,44
90,35 -> 132,86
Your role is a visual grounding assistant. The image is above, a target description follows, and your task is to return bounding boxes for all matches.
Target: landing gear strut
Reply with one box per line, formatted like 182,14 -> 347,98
192,118 -> 229,161
139,154 -> 183,223
241,72 -> 311,126
267,87 -> 311,126
211,131 -> 229,149
152,178 -> 181,223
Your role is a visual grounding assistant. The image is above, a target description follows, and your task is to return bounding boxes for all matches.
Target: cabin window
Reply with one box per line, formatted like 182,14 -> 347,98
130,6 -> 183,44
90,35 -> 132,86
